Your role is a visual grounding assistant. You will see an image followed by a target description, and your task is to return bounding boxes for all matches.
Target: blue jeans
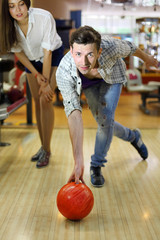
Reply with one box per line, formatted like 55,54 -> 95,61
84,81 -> 135,167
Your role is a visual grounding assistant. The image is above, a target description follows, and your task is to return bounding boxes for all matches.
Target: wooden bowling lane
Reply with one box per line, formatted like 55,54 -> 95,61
0,128 -> 160,240
3,93 -> 160,129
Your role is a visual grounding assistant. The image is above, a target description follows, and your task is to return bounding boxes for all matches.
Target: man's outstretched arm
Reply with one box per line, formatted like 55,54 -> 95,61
132,48 -> 158,70
67,110 -> 85,184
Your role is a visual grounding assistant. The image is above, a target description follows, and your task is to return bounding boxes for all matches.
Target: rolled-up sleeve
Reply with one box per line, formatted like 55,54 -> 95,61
41,14 -> 62,51
115,39 -> 137,58
11,43 -> 22,53
56,56 -> 82,117
102,37 -> 137,60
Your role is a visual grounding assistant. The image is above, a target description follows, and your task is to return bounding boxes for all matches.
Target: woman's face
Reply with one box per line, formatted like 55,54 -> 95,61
8,0 -> 28,23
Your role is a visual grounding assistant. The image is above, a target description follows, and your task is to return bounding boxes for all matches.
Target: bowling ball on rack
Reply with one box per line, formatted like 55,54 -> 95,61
57,182 -> 94,221
7,85 -> 24,103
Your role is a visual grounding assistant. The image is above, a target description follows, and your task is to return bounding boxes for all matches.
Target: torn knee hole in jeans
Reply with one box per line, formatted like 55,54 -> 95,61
101,102 -> 106,106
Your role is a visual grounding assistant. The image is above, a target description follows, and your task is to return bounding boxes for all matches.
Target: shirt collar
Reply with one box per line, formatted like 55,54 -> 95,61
14,7 -> 34,35
70,53 -> 79,78
28,8 -> 35,24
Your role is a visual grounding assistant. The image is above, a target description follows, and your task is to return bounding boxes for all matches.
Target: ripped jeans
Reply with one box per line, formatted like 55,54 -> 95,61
83,81 -> 135,167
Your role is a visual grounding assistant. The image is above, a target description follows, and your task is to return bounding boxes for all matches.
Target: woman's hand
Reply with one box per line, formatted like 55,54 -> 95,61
36,73 -> 47,86
39,83 -> 54,102
68,163 -> 85,184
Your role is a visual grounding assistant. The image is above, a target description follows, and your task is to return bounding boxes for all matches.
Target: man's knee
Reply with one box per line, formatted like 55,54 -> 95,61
97,115 -> 114,129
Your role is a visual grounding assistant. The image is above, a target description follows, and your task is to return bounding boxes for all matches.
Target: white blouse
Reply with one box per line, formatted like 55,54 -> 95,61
11,8 -> 62,62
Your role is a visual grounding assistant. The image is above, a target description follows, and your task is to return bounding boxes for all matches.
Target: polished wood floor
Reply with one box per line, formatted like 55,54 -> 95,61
0,93 -> 160,240
2,92 -> 160,129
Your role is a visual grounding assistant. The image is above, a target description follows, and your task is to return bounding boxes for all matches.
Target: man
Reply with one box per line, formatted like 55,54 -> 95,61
56,26 -> 158,187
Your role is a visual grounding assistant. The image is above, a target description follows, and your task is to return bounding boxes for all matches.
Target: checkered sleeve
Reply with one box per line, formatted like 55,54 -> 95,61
113,39 -> 137,58
56,53 -> 82,117
102,37 -> 137,59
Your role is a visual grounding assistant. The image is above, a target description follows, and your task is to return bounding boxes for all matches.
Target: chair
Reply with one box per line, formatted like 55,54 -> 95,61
8,67 -> 16,86
19,71 -> 27,90
148,81 -> 160,104
8,68 -> 26,90
125,69 -> 158,114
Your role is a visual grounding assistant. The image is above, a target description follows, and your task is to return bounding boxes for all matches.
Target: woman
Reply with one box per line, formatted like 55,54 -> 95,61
0,0 -> 64,168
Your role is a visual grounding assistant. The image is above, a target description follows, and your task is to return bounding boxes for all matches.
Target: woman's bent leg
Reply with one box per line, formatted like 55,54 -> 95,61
26,73 -> 43,144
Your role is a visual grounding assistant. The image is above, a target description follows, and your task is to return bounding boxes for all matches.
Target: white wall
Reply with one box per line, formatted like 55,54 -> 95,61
32,0 -> 87,19
32,0 -> 160,19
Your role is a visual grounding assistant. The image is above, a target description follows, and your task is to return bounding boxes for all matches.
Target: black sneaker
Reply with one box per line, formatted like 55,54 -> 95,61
90,166 -> 105,187
31,147 -> 43,162
131,129 -> 148,160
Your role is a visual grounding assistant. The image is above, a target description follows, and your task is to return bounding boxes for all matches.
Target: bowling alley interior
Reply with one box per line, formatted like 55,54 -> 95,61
0,0 -> 160,239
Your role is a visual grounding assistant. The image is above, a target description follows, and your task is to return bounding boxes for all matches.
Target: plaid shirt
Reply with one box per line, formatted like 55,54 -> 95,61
56,36 -> 137,117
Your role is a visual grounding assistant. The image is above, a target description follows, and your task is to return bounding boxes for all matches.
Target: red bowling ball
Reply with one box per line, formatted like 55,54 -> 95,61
57,182 -> 94,220
7,85 -> 24,103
